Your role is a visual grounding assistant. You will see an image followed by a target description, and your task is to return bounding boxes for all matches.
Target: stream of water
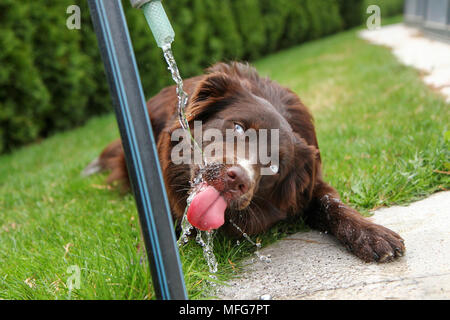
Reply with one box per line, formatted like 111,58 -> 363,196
163,46 -> 218,276
162,46 -> 204,162
229,219 -> 272,263
162,46 -> 269,279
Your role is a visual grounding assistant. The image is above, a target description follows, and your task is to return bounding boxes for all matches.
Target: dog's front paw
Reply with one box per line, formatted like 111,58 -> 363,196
344,223 -> 405,263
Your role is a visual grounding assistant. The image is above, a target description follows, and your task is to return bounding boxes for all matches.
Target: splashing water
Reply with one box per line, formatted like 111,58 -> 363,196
229,219 -> 271,263
196,230 -> 218,282
162,46 -> 217,277
162,47 -> 271,276
177,187 -> 198,247
176,185 -> 219,278
177,207 -> 193,246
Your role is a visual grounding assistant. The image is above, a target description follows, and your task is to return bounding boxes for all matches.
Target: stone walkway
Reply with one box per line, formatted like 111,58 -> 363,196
359,23 -> 450,102
217,191 -> 450,300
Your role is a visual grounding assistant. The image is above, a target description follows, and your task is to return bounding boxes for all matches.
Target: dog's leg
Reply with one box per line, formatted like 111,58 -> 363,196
82,139 -> 131,191
305,182 -> 405,262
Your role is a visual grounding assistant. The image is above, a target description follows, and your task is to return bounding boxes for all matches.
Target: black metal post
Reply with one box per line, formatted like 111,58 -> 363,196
87,0 -> 187,300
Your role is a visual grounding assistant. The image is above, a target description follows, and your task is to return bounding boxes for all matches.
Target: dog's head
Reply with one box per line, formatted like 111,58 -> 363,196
159,63 -> 319,236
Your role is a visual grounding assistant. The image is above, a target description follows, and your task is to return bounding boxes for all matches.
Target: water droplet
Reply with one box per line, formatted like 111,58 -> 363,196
229,219 -> 272,264
269,164 -> 278,174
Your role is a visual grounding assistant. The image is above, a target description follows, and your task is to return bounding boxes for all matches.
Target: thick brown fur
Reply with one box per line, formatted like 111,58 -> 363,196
94,62 -> 405,262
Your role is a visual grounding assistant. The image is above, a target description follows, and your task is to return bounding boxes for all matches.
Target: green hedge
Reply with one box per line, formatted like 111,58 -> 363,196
0,0 -> 403,153
338,0 -> 365,28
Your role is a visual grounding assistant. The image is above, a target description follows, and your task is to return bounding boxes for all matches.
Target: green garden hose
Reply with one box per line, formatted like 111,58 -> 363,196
130,0 -> 175,50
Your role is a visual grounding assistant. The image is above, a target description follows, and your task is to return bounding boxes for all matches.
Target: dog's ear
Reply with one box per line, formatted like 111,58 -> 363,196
185,72 -> 242,124
192,72 -> 241,103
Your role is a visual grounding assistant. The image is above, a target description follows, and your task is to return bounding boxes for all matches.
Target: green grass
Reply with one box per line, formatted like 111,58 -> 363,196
1,19 -> 449,299
255,22 -> 449,212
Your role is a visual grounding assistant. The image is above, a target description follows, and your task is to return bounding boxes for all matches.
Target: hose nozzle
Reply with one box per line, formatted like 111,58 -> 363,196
130,0 -> 175,49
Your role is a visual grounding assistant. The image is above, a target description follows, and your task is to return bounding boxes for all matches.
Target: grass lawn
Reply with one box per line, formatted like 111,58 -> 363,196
0,18 -> 448,299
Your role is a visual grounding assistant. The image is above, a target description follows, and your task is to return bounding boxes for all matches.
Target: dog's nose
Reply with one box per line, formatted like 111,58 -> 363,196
226,166 -> 250,195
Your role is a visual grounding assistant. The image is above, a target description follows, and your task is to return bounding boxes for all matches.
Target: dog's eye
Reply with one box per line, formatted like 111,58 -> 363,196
269,164 -> 279,174
234,123 -> 245,134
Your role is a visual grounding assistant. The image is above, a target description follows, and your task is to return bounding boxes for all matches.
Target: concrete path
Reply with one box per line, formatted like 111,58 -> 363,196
359,23 -> 450,103
217,191 -> 450,300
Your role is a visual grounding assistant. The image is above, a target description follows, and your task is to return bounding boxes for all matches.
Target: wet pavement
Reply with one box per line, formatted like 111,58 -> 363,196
217,191 -> 450,300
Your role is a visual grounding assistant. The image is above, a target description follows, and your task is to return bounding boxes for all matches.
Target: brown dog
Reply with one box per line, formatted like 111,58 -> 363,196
86,62 -> 405,262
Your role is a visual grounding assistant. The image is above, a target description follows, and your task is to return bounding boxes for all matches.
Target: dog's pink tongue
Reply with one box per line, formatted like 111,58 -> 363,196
187,186 -> 227,231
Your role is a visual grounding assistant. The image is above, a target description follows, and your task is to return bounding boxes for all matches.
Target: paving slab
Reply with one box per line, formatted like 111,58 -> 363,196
217,191 -> 450,300
359,23 -> 450,103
